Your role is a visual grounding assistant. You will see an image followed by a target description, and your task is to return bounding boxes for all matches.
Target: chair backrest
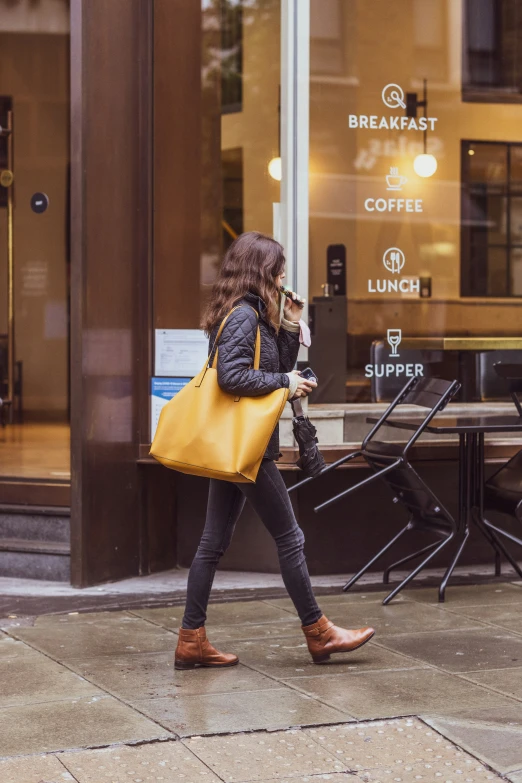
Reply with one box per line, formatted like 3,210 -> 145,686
493,361 -> 522,385
362,375 -> 460,456
493,361 -> 522,416
370,341 -> 460,402
476,351 -> 522,400
400,376 -> 459,410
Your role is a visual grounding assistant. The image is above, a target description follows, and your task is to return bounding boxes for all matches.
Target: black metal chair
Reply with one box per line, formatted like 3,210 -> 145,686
475,351 -> 522,405
491,361 -> 522,415
481,362 -> 522,554
292,376 -> 462,604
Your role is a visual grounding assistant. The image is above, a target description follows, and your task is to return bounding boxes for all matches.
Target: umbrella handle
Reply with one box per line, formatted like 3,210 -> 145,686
291,399 -> 304,417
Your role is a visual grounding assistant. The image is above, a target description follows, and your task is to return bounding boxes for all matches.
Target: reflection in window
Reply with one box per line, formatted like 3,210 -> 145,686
310,0 -> 344,76
413,0 -> 447,81
222,147 -> 243,250
462,140 -> 522,296
463,0 -> 522,101
220,0 -> 243,113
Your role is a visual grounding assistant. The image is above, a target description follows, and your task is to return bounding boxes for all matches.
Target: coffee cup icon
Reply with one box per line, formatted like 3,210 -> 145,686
386,167 -> 407,191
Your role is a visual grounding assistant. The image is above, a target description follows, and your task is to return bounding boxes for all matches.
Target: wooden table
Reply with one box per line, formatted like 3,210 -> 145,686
401,336 -> 522,350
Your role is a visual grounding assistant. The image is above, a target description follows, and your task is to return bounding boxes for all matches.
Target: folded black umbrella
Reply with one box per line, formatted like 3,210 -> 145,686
291,399 -> 327,478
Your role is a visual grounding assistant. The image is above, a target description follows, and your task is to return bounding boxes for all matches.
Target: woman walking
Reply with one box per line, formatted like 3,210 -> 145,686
175,231 -> 375,670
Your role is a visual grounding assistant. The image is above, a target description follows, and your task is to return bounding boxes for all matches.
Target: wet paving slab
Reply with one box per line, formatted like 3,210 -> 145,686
282,667 -> 515,720
377,627 -> 522,672
406,582 -> 522,607
34,610 -> 138,626
444,601 -> 522,634
0,753 -> 76,783
10,614 -> 175,660
132,686 -> 349,736
461,666 -> 522,701
69,652 -> 280,700
0,694 -> 172,756
0,642 -> 100,708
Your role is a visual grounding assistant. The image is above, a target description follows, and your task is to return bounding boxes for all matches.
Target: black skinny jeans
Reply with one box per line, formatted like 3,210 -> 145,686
182,459 -> 323,629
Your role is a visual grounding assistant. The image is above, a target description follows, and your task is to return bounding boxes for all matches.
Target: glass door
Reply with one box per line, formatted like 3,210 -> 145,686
0,1 -> 70,481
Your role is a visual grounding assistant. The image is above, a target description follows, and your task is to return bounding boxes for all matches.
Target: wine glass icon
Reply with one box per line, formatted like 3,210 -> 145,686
387,329 -> 402,357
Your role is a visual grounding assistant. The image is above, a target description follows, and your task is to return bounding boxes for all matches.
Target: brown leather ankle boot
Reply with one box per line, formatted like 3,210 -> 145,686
175,627 -> 239,670
302,614 -> 375,664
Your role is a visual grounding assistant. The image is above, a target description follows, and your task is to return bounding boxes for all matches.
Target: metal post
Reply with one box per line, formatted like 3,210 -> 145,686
280,0 -> 309,315
0,109 -> 14,419
6,109 -> 14,414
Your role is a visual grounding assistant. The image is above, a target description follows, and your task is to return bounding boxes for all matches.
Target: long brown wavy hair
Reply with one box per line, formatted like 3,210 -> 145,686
202,231 -> 285,335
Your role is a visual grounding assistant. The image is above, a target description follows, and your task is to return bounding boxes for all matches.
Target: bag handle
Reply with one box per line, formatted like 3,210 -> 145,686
210,305 -> 261,370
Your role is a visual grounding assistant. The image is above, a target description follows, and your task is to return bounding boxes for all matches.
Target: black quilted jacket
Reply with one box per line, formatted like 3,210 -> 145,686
209,291 -> 300,461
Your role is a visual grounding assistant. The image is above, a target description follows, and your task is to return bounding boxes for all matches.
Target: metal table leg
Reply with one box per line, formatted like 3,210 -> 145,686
436,433 -> 472,601
474,434 -> 522,578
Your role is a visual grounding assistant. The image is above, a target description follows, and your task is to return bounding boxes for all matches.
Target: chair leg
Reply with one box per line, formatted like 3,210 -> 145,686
438,529 -> 470,603
382,534 -> 455,605
482,519 -> 522,550
383,540 -> 440,585
342,525 -> 409,593
481,519 -> 522,579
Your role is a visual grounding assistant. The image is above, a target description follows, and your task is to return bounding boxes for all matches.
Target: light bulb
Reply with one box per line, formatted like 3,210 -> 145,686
413,153 -> 437,178
268,156 -> 282,181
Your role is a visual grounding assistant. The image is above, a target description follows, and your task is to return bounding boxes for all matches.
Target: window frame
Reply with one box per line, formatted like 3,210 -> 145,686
462,0 -> 522,105
461,138 -> 522,297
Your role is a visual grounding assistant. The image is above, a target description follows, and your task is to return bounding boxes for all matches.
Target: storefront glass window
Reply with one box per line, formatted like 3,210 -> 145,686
307,0 -> 522,425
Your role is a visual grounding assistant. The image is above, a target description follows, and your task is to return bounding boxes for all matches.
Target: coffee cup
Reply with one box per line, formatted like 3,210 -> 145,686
386,173 -> 407,190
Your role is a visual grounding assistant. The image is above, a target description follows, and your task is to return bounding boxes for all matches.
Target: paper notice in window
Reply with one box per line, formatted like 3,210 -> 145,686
151,377 -> 190,440
154,329 -> 208,377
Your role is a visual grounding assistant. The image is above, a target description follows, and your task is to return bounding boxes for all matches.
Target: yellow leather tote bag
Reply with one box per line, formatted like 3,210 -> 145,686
149,306 -> 290,483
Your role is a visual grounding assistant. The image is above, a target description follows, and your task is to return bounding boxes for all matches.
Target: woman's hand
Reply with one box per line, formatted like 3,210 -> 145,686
288,370 -> 317,399
283,292 -> 304,323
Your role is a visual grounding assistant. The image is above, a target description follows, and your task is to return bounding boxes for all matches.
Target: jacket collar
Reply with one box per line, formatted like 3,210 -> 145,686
237,291 -> 271,326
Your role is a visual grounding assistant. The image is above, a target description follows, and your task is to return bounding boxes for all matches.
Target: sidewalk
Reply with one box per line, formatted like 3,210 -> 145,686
1,581 -> 522,781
